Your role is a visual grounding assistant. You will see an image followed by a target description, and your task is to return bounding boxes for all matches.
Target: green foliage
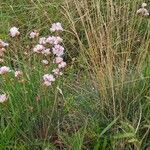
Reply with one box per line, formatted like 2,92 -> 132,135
0,0 -> 150,149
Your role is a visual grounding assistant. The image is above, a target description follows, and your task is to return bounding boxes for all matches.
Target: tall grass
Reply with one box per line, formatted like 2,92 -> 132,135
62,0 -> 150,149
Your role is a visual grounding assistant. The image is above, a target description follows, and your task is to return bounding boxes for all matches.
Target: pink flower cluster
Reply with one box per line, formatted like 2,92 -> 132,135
43,74 -> 55,86
0,31 -> 23,81
0,66 -> 22,78
50,22 -> 63,32
46,36 -> 63,45
0,23 -> 66,104
0,39 -> 9,47
32,23 -> 67,86
137,3 -> 149,17
33,36 -> 64,56
9,27 -> 20,37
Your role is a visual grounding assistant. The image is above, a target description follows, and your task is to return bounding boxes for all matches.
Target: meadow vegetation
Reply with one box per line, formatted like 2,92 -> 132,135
0,0 -> 150,149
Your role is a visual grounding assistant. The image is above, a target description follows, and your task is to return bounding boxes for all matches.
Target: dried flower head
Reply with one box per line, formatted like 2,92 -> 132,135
58,61 -> 67,69
15,71 -> 22,78
0,48 -> 5,57
52,68 -> 63,76
0,39 -> 9,48
55,57 -> 63,64
0,58 -> 4,63
42,60 -> 49,65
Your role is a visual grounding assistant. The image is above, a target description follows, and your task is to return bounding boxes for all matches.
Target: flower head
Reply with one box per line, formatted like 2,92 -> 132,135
0,94 -> 7,103
137,8 -> 149,16
39,37 -> 47,45
33,44 -> 45,53
15,71 -> 22,77
55,57 -> 63,64
0,66 -> 11,75
43,74 -> 55,82
42,60 -> 49,65
0,39 -> 9,47
52,68 -> 63,76
42,48 -> 51,55
50,22 -> 63,32
58,61 -> 67,69
141,3 -> 147,8
43,81 -> 52,86
46,36 -> 63,45
29,30 -> 39,39
52,45 -> 64,56
10,26 -> 20,37
43,74 -> 55,86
